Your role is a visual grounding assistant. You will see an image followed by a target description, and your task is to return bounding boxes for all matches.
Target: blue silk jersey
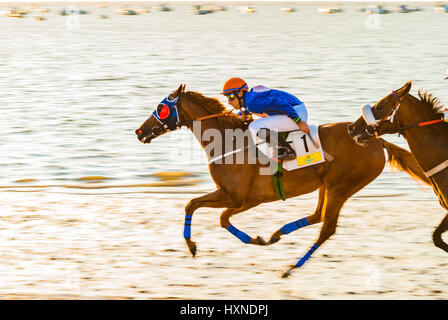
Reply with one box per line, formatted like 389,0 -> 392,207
242,87 -> 303,121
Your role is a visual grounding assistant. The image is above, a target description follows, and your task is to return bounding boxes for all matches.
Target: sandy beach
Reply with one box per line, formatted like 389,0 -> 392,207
0,182 -> 446,299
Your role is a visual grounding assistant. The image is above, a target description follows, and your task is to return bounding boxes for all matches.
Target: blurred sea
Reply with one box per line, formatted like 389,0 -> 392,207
0,3 -> 447,299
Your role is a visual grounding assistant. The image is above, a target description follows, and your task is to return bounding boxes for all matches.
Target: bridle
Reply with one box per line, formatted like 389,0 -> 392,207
362,90 -> 444,138
137,92 -> 250,140
362,90 -> 403,137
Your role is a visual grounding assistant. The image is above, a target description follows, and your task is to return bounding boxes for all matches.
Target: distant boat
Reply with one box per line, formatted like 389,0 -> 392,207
434,5 -> 448,13
191,5 -> 213,15
394,5 -> 422,13
238,6 -> 256,14
14,9 -> 28,15
8,12 -> 23,18
362,5 -> 391,14
35,7 -> 49,13
60,8 -> 88,15
211,5 -> 226,12
136,8 -> 150,14
34,16 -> 45,21
115,8 -> 137,15
2,8 -> 28,17
318,7 -> 343,14
280,7 -> 296,13
160,5 -> 173,12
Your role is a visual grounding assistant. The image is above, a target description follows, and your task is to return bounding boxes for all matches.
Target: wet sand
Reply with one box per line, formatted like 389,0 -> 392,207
0,186 -> 446,300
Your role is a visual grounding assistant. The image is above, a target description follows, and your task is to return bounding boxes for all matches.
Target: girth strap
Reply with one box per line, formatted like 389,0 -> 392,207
273,161 -> 286,201
273,132 -> 287,201
424,159 -> 448,178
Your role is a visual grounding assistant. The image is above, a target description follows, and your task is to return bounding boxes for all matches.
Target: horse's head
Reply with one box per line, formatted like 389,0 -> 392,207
135,84 -> 186,144
347,81 -> 412,145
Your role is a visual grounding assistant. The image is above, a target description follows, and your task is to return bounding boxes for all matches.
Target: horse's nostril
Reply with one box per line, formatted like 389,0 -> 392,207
348,124 -> 355,133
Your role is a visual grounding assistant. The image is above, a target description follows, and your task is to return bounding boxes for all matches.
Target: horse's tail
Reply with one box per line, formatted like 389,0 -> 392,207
381,138 -> 431,185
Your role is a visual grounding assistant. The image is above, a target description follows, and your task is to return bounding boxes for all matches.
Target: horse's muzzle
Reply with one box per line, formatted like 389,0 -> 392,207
135,129 -> 152,144
347,123 -> 370,146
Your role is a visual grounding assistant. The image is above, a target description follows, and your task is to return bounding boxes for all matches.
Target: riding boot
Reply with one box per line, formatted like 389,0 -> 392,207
276,135 -> 297,161
257,128 -> 297,161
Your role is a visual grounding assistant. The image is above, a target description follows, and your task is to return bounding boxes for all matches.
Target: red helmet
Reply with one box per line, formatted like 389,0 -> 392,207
221,77 -> 249,95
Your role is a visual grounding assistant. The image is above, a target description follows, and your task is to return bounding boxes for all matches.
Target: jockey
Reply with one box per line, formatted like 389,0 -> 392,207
221,77 -> 310,161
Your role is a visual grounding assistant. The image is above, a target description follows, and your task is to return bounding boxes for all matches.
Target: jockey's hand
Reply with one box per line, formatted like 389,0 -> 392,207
298,120 -> 310,134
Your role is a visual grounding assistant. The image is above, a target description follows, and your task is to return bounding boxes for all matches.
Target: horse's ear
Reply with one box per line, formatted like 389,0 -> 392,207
175,84 -> 183,95
181,84 -> 186,93
398,80 -> 412,95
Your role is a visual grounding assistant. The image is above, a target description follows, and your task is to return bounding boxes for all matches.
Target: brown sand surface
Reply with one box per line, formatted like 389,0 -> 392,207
0,189 -> 446,300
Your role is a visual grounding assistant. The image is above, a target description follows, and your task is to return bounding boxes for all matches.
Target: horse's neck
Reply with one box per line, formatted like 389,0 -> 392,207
187,119 -> 220,149
182,99 -> 225,150
399,99 -> 447,169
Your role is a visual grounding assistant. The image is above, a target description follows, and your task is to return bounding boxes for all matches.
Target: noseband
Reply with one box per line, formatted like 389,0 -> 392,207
362,90 -> 445,138
144,92 -> 250,140
362,90 -> 404,137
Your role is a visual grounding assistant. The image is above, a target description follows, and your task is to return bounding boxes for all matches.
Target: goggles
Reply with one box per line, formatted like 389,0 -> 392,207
225,92 -> 238,101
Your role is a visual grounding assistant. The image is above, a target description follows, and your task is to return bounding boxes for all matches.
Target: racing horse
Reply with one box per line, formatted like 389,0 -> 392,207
347,80 -> 448,253
136,84 -> 429,277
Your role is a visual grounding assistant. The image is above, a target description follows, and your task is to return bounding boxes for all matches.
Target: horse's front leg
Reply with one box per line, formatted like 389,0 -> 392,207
184,189 -> 236,257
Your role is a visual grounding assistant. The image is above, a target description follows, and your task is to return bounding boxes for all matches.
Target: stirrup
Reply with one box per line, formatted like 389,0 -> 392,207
277,147 -> 296,161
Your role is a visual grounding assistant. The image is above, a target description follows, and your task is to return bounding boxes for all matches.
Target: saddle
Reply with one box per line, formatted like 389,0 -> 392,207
256,125 -> 326,171
255,125 -> 327,201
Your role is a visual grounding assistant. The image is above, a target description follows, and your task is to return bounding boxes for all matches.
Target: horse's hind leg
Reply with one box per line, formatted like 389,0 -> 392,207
265,187 -> 326,245
184,189 -> 236,257
433,213 -> 448,253
219,201 -> 263,245
282,189 -> 346,278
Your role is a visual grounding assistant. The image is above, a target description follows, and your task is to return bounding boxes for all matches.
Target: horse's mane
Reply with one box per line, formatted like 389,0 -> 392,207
416,89 -> 445,116
184,91 -> 249,130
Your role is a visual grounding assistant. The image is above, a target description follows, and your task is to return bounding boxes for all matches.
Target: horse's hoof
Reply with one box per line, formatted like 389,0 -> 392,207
268,236 -> 281,245
281,266 -> 295,278
186,240 -> 197,257
189,246 -> 197,257
256,236 -> 267,246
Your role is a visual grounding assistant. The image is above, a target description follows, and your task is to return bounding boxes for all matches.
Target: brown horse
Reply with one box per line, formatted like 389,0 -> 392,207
136,84 -> 429,277
348,81 -> 448,253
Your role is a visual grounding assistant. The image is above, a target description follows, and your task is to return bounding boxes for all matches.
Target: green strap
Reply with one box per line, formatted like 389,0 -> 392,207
273,161 -> 286,201
273,132 -> 287,201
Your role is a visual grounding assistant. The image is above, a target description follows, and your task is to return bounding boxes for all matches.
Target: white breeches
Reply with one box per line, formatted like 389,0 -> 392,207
249,103 -> 308,142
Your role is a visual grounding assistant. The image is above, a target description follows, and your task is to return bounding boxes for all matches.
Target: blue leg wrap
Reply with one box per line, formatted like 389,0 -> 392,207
183,214 -> 192,239
280,217 -> 309,235
295,243 -> 319,268
227,224 -> 251,244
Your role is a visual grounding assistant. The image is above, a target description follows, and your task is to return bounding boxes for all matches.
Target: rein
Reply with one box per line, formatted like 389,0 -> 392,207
364,91 -> 445,137
391,91 -> 444,133
184,108 -> 245,124
396,118 -> 444,132
137,94 -> 247,139
178,100 -> 250,127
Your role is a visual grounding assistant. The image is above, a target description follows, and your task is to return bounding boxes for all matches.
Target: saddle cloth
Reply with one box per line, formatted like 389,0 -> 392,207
256,125 -> 326,171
